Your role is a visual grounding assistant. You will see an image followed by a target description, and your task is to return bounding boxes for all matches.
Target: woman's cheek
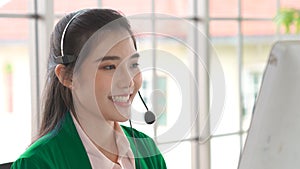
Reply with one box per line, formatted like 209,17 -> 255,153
134,73 -> 142,89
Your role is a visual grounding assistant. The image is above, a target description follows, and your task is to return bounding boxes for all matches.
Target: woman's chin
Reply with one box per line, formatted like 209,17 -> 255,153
113,106 -> 131,121
119,111 -> 131,122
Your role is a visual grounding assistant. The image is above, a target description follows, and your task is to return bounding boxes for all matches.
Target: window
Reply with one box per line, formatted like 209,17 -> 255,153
0,0 -> 34,163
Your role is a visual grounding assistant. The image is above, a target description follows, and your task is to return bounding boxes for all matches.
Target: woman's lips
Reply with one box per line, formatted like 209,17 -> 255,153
108,94 -> 132,106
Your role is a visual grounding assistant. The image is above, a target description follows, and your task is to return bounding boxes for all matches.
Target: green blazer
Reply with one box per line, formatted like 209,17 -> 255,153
11,112 -> 167,169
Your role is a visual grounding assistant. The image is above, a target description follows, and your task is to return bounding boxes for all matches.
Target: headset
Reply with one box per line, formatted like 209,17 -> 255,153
56,10 -> 156,168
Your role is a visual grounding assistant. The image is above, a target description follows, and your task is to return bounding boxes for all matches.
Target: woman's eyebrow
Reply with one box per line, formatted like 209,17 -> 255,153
131,53 -> 140,59
95,53 -> 140,62
95,56 -> 120,62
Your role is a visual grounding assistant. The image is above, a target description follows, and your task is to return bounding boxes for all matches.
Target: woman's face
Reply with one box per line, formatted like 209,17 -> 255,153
95,35 -> 142,122
73,30 -> 142,123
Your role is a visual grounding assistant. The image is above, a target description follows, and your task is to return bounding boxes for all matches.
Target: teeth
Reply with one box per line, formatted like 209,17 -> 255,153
112,95 -> 129,102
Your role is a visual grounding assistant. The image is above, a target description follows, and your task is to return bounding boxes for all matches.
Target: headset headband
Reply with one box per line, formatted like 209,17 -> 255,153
54,10 -> 86,64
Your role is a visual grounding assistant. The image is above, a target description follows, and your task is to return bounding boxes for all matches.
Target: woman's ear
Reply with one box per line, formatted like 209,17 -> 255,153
55,64 -> 73,89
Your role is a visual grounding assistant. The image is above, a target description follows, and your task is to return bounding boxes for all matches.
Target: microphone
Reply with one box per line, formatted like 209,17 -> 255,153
138,91 -> 156,124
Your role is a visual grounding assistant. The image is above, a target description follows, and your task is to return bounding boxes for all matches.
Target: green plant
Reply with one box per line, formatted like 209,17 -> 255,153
294,10 -> 300,33
274,8 -> 300,34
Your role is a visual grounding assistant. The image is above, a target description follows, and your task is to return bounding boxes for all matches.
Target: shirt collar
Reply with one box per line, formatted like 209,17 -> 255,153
71,113 -> 135,168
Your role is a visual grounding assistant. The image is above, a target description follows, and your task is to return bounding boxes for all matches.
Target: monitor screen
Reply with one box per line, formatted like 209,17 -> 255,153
238,41 -> 300,169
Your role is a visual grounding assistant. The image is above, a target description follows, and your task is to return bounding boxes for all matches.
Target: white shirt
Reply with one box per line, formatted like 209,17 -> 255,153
71,114 -> 136,169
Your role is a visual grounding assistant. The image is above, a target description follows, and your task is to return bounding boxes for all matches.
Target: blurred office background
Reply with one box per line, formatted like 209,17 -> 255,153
0,0 -> 299,169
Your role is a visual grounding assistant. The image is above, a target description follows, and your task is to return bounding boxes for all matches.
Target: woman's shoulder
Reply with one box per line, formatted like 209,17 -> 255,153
11,132 -> 60,169
120,125 -> 158,153
120,125 -> 168,169
120,125 -> 151,139
120,125 -> 160,154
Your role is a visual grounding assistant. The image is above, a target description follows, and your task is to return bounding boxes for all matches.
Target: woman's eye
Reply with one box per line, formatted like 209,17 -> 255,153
130,63 -> 139,68
102,65 -> 116,70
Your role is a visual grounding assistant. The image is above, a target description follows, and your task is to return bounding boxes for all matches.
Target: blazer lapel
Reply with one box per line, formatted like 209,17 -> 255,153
54,112 -> 92,169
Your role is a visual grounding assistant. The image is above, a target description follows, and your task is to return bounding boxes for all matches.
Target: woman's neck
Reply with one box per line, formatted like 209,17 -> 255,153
73,110 -> 120,163
94,138 -> 119,163
92,122 -> 120,163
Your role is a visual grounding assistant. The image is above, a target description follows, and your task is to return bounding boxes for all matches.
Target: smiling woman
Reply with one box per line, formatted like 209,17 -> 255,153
11,8 -> 166,169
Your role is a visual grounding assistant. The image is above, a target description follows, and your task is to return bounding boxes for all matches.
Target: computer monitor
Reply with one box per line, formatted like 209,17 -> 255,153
238,41 -> 300,169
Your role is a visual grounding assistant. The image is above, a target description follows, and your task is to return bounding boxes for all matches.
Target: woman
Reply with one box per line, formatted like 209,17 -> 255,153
12,8 -> 167,169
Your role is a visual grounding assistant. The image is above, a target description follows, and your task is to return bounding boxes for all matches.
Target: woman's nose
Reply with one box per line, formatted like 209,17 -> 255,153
115,65 -> 134,88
